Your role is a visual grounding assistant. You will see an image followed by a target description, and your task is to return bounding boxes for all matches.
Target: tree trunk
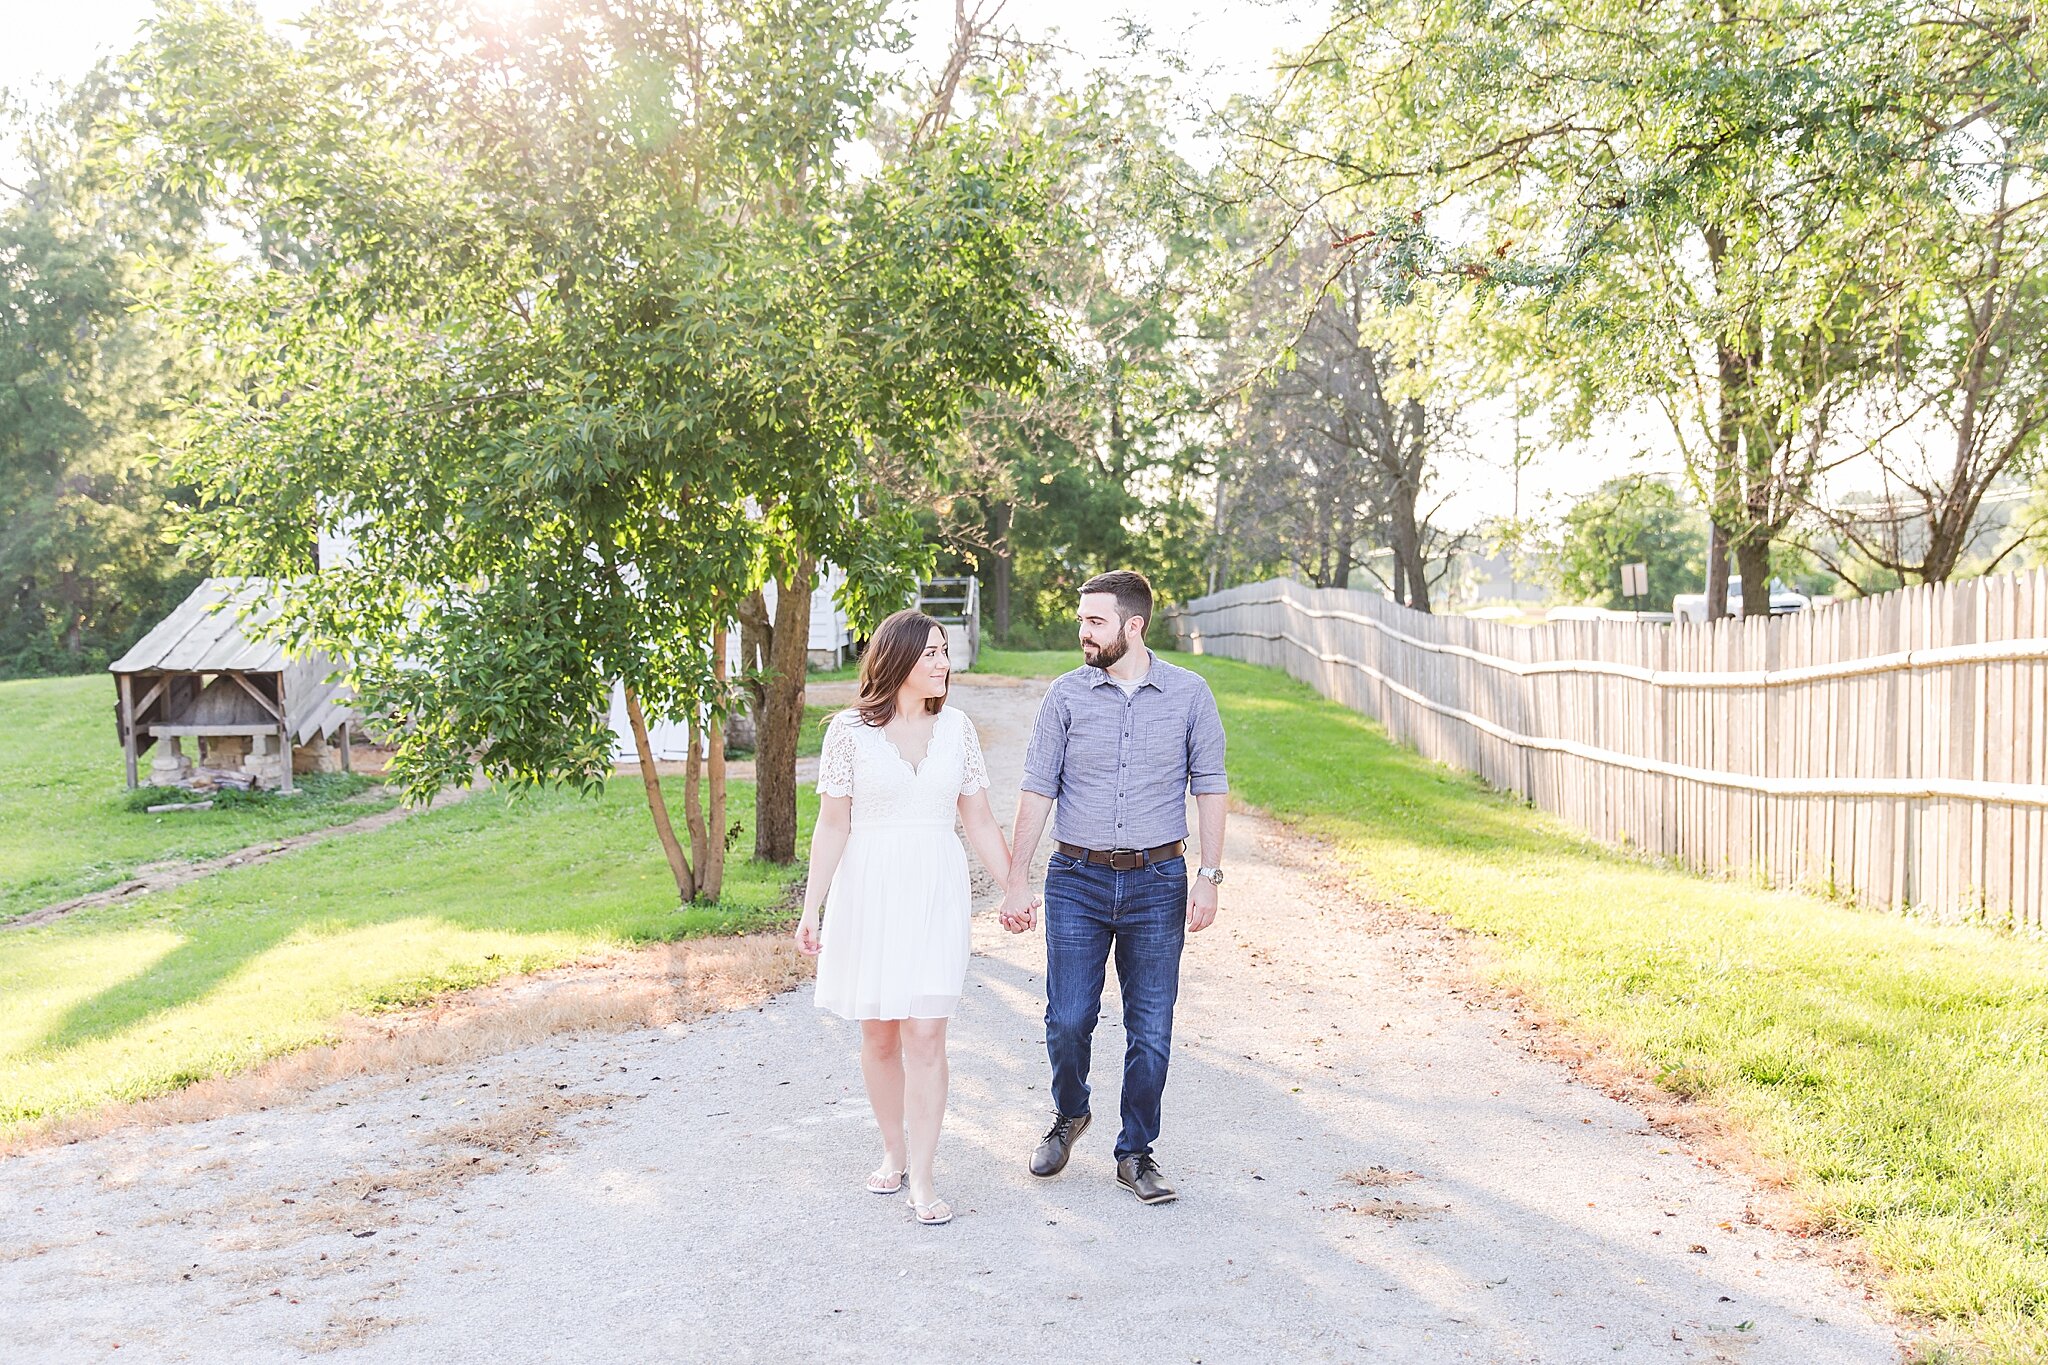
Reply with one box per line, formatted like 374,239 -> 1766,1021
1734,535 -> 1772,618
1208,470 -> 1230,595
1705,521 -> 1732,621
58,569 -> 82,656
1387,487 -> 1431,613
622,682 -> 695,903
1704,223 -> 1769,623
1334,498 -> 1356,592
754,555 -> 815,863
704,628 -> 729,899
684,714 -> 709,897
738,587 -> 772,719
987,499 -> 1013,640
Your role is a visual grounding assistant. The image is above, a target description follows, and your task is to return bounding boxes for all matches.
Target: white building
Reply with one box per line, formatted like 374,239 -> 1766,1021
605,567 -> 854,762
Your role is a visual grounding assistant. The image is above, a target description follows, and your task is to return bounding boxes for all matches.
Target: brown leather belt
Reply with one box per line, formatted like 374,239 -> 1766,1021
1055,840 -> 1185,871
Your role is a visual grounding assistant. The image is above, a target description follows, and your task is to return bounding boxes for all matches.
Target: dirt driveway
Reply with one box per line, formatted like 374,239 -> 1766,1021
0,674 -> 1901,1362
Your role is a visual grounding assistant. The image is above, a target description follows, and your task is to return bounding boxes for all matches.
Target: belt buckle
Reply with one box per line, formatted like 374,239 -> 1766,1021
1109,848 -> 1142,871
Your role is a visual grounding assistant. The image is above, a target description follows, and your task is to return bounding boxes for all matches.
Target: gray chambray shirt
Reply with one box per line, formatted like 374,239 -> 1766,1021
1020,652 -> 1229,851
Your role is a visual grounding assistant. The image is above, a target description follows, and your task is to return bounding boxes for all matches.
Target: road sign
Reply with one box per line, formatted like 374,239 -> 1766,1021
1620,561 -> 1649,599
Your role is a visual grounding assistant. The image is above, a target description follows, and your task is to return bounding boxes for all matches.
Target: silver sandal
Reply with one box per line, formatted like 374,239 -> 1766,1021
907,1195 -> 953,1226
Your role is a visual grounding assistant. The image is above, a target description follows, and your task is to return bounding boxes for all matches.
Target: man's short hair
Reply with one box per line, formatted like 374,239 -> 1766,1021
1079,569 -> 1154,634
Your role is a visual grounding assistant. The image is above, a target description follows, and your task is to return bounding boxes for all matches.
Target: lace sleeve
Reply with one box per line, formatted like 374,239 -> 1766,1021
959,712 -> 990,795
817,713 -> 857,797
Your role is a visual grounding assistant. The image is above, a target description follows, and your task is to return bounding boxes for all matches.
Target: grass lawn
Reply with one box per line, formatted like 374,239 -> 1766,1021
1181,652 -> 2048,1363
976,647 -> 1087,678
797,702 -> 833,756
0,773 -> 813,1131
1,674 -> 401,920
807,645 -> 1080,683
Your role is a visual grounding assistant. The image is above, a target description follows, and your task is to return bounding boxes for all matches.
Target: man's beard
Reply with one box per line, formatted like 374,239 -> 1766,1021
1083,633 -> 1128,670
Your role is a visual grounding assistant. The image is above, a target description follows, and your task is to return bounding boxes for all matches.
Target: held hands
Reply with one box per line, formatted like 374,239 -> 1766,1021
1187,876 -> 1219,933
794,908 -> 822,956
997,885 -> 1040,934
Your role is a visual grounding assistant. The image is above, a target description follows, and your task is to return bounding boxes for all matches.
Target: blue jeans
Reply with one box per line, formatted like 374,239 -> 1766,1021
1042,851 -> 1187,1160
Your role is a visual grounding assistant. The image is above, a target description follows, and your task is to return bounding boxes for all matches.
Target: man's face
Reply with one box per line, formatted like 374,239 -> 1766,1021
1078,592 -> 1133,669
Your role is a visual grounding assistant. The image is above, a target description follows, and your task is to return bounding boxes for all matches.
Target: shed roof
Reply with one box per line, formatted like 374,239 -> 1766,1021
109,577 -> 297,674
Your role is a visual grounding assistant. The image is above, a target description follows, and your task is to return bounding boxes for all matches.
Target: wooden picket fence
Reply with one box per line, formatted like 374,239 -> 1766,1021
1169,572 -> 2048,929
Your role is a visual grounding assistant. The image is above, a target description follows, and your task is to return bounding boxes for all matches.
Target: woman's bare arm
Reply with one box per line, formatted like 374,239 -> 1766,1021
957,787 -> 1013,887
794,794 -> 852,954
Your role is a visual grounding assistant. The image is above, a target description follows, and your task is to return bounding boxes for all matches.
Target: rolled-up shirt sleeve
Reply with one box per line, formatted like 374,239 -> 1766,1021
1019,685 -> 1067,799
1187,683 -> 1229,795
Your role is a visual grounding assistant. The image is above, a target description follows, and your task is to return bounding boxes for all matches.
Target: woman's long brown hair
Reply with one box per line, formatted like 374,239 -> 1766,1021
854,609 -> 949,727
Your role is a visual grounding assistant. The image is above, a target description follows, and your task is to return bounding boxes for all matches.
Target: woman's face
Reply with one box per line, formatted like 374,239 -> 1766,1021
901,625 -> 951,701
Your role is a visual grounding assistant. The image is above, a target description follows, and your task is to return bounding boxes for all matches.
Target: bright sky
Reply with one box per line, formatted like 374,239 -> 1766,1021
1,0 -> 1317,113
5,0 -> 1642,529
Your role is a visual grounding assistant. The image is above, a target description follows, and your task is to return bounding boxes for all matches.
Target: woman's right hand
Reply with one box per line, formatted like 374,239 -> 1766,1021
795,909 -> 822,956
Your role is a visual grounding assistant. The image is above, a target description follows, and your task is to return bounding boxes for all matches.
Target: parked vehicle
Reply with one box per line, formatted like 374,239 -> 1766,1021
1671,576 -> 1812,623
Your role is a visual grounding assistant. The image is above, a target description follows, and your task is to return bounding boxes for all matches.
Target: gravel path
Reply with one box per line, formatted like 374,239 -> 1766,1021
1,675 -> 1902,1363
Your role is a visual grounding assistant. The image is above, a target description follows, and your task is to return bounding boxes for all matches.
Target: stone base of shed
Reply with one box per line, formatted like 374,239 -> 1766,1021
144,731 -> 338,792
292,733 -> 343,775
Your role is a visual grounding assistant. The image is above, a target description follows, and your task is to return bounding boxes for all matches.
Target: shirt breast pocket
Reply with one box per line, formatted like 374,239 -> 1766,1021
1137,711 -> 1188,774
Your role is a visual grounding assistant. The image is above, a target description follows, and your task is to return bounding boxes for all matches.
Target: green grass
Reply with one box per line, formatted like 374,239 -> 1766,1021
0,773 -> 813,1130
976,647 -> 1084,678
1181,652 -> 2048,1363
797,702 -> 833,756
1,674 -> 401,920
808,645 -> 1079,683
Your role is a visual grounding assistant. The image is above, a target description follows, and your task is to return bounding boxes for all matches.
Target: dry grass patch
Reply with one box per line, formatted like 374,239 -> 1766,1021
278,1088 -> 624,1243
1341,1165 -> 1422,1188
426,1089 -> 616,1159
1335,1198 -> 1445,1221
301,1313 -> 417,1354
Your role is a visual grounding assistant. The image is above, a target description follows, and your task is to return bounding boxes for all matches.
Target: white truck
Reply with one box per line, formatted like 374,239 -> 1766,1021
1671,575 -> 1812,624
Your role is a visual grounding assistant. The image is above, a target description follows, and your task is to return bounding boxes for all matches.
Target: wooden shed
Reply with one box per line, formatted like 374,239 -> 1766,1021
109,577 -> 357,793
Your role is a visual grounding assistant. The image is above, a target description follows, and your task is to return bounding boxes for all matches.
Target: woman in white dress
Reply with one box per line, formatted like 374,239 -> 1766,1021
795,609 -> 1013,1226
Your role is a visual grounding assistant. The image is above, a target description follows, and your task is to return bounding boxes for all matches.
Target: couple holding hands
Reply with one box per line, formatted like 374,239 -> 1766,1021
794,570 -> 1229,1225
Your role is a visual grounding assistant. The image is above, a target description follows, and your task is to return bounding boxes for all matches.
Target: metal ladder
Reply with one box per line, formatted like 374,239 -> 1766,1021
916,577 -> 982,670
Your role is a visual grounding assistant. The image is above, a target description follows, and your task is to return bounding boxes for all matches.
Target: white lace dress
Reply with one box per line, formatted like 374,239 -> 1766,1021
813,705 -> 990,1020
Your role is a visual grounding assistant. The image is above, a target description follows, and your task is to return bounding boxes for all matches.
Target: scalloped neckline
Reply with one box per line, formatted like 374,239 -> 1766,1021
876,713 -> 943,777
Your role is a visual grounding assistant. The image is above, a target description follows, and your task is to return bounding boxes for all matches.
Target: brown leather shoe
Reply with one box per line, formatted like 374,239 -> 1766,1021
1116,1154 -> 1178,1204
1030,1111 -> 1090,1177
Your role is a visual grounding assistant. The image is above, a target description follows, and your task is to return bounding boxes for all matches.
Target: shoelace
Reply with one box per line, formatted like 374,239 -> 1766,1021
1041,1114 -> 1081,1144
1129,1155 -> 1161,1180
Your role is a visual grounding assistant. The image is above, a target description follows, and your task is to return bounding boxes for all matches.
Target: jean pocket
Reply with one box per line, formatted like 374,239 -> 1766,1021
1144,856 -> 1187,880
1048,851 -> 1082,873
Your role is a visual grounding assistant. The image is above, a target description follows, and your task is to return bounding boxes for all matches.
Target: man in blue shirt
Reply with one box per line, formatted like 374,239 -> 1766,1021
999,569 -> 1229,1204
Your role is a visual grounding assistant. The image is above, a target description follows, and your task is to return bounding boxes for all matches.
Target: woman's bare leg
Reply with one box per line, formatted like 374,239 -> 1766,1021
900,1017 -> 950,1207
859,1020 -> 907,1180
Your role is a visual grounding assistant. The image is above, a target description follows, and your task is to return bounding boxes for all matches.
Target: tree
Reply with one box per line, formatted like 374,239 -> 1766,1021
927,66 -> 1216,645
1548,476 -> 1707,610
1213,235 -> 1483,611
1797,147 -> 2048,588
1218,0 -> 2046,619
137,0 -> 1054,902
0,69 -> 203,677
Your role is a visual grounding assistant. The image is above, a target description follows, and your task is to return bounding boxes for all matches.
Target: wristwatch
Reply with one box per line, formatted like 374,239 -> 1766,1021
1196,865 -> 1224,886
